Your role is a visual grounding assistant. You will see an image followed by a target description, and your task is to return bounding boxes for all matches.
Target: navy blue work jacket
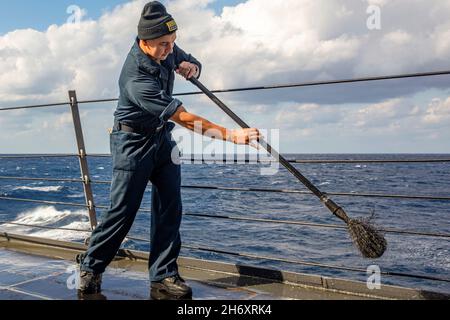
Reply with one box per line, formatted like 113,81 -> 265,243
114,38 -> 202,129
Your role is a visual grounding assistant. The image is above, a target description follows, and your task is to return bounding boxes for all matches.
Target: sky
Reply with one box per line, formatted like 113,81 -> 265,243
0,0 -> 449,154
0,0 -> 245,34
0,1 -> 126,35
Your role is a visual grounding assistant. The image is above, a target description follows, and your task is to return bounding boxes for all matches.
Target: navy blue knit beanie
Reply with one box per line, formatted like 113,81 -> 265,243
138,1 -> 178,40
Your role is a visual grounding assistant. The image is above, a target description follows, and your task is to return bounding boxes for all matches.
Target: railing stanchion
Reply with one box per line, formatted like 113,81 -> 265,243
68,90 -> 97,230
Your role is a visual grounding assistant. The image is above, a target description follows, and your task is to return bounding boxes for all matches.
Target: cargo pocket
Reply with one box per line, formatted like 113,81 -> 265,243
110,130 -> 149,172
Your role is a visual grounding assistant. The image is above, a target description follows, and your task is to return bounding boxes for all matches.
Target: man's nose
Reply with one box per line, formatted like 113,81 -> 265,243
168,43 -> 175,54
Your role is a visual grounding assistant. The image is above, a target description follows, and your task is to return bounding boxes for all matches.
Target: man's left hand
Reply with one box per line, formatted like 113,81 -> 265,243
176,62 -> 199,79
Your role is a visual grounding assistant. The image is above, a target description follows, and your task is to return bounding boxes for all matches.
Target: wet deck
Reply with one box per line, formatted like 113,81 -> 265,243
1,233 -> 448,300
0,248 -> 353,300
0,248 -> 287,300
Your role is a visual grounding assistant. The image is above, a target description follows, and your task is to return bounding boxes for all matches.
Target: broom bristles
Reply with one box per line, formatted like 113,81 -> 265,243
348,217 -> 387,258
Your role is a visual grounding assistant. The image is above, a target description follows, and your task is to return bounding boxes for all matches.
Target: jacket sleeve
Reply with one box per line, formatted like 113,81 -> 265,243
124,78 -> 183,122
173,43 -> 202,79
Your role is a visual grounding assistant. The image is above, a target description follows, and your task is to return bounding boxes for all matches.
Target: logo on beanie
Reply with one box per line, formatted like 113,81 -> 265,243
166,20 -> 178,32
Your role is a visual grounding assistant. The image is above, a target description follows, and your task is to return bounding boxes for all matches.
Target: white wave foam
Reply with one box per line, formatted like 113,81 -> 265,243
1,206 -> 91,241
67,193 -> 85,198
13,186 -> 63,192
29,221 -> 91,241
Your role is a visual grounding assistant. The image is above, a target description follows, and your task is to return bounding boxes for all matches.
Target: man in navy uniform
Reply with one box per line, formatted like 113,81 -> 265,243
78,1 -> 260,300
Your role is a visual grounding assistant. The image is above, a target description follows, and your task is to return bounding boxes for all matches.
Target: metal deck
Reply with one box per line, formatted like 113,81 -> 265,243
0,249 -> 278,300
1,232 -> 448,300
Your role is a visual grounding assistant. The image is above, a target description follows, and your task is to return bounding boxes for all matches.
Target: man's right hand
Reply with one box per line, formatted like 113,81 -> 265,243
227,128 -> 262,147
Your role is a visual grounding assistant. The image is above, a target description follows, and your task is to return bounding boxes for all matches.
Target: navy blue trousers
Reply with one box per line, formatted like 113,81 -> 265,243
80,122 -> 182,282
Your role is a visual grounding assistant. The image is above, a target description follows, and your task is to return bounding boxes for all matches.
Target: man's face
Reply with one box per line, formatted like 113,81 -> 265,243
143,32 -> 177,62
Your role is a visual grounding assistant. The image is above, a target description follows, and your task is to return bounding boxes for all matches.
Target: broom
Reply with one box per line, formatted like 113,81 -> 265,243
189,77 -> 387,258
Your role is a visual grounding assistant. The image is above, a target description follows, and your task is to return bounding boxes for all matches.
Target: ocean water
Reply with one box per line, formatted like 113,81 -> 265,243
0,154 -> 449,294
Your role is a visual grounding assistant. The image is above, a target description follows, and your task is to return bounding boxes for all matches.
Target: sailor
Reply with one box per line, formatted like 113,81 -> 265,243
77,1 -> 260,300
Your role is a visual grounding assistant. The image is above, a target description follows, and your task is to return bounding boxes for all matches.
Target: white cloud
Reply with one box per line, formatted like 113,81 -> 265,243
270,94 -> 450,136
1,0 -> 450,153
353,98 -> 406,128
0,0 -> 146,104
275,103 -> 321,128
365,0 -> 389,7
55,112 -> 74,129
383,30 -> 413,45
423,97 -> 450,125
0,0 -> 449,105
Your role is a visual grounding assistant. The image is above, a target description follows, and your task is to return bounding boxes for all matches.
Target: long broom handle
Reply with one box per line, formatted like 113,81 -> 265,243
189,77 -> 347,221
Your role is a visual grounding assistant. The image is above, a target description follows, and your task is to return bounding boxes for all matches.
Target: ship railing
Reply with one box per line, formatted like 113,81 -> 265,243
1,70 -> 450,287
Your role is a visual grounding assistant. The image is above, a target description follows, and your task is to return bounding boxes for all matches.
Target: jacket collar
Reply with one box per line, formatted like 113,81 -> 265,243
131,38 -> 161,76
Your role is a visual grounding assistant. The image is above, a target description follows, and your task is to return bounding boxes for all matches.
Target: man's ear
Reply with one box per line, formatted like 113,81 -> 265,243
140,39 -> 150,48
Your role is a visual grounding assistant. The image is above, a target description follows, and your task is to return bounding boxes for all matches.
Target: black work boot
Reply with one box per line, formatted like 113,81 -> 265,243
78,270 -> 102,295
151,274 -> 192,300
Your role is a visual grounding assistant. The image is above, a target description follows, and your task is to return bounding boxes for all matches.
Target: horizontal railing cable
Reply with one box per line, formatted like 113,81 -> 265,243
86,154 -> 110,157
325,191 -> 450,201
1,70 -> 449,112
0,194 -> 447,239
86,154 -> 450,164
171,70 -> 450,97
179,158 -> 450,164
286,159 -> 450,164
89,203 -> 450,239
123,235 -> 450,283
0,176 -> 84,183
185,212 -> 450,239
0,102 -> 69,112
87,203 -> 450,239
179,184 -> 450,201
1,175 -> 447,201
76,98 -> 118,105
87,180 -> 450,201
0,221 -> 91,233
0,196 -> 88,208
2,154 -> 450,164
0,154 -> 78,159
77,70 -> 450,100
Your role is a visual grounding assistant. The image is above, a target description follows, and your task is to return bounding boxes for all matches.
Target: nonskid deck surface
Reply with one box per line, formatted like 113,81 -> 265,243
0,249 -> 260,300
1,233 -> 448,301
0,248 -> 365,300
